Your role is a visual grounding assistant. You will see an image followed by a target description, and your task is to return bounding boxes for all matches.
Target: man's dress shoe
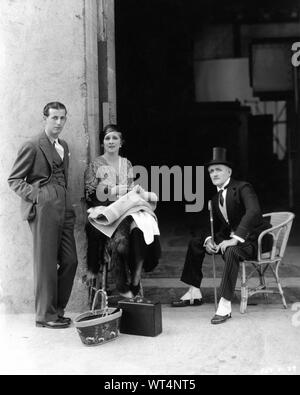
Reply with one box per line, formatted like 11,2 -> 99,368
211,313 -> 232,325
58,316 -> 72,324
171,299 -> 203,307
36,319 -> 70,329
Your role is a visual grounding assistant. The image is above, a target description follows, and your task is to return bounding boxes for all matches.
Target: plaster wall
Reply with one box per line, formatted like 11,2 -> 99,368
0,0 -> 95,314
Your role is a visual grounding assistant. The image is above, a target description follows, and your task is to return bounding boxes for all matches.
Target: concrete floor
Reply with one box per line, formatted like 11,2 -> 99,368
0,304 -> 299,375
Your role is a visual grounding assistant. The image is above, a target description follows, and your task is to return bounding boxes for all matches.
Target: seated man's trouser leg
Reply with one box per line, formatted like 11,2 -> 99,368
181,235 -> 206,288
219,242 -> 256,301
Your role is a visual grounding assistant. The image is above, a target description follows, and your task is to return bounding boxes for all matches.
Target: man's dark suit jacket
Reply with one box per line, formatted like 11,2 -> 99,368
8,132 -> 70,220
211,178 -> 270,245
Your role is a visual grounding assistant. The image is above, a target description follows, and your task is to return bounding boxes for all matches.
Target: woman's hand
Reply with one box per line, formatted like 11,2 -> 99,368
133,184 -> 145,194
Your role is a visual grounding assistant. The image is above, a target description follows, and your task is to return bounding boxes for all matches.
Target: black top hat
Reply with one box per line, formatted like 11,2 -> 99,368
206,147 -> 232,168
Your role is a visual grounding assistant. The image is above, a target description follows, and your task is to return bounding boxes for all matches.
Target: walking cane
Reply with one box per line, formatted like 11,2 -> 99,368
208,200 -> 218,311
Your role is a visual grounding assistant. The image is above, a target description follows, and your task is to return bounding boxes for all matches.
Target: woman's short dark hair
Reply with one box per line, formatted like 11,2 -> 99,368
43,102 -> 67,117
101,124 -> 124,142
103,124 -> 121,137
100,124 -> 125,153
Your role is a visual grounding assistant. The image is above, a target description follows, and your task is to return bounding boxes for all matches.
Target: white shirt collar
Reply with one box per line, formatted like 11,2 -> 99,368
217,177 -> 231,192
45,131 -> 59,145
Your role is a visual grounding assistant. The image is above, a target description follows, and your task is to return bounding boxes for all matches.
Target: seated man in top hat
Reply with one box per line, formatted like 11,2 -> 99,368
171,147 -> 271,324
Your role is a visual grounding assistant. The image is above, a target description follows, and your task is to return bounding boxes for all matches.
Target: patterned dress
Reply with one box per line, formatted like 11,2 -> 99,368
85,155 -> 134,206
84,156 -> 135,293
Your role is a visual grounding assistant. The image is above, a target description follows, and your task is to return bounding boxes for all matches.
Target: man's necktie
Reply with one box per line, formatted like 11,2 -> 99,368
53,140 -> 64,160
218,189 -> 224,207
218,184 -> 230,207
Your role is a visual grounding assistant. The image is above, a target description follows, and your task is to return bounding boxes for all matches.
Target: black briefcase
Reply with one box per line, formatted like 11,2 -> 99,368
118,297 -> 162,337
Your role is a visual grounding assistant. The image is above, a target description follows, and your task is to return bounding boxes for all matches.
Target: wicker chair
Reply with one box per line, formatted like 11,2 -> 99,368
239,211 -> 295,314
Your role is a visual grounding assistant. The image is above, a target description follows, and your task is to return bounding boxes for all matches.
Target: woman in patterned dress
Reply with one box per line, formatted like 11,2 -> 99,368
84,124 -> 160,299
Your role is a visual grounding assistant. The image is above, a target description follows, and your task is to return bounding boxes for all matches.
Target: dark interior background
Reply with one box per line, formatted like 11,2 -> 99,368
114,0 -> 299,231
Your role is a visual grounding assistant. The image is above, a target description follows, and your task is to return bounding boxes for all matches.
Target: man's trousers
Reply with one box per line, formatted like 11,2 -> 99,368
29,184 -> 78,322
181,234 -> 256,301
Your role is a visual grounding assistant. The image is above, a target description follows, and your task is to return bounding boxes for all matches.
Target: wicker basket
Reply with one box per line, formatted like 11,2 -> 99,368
74,289 -> 122,346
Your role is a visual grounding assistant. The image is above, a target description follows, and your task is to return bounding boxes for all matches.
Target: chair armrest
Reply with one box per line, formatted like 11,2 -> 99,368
257,221 -> 289,261
257,229 -> 275,261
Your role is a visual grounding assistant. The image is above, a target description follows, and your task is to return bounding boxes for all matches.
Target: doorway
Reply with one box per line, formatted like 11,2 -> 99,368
113,0 -> 295,234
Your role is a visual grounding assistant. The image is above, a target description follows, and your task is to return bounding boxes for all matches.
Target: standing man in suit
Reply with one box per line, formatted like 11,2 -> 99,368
172,147 -> 271,324
8,102 -> 78,328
